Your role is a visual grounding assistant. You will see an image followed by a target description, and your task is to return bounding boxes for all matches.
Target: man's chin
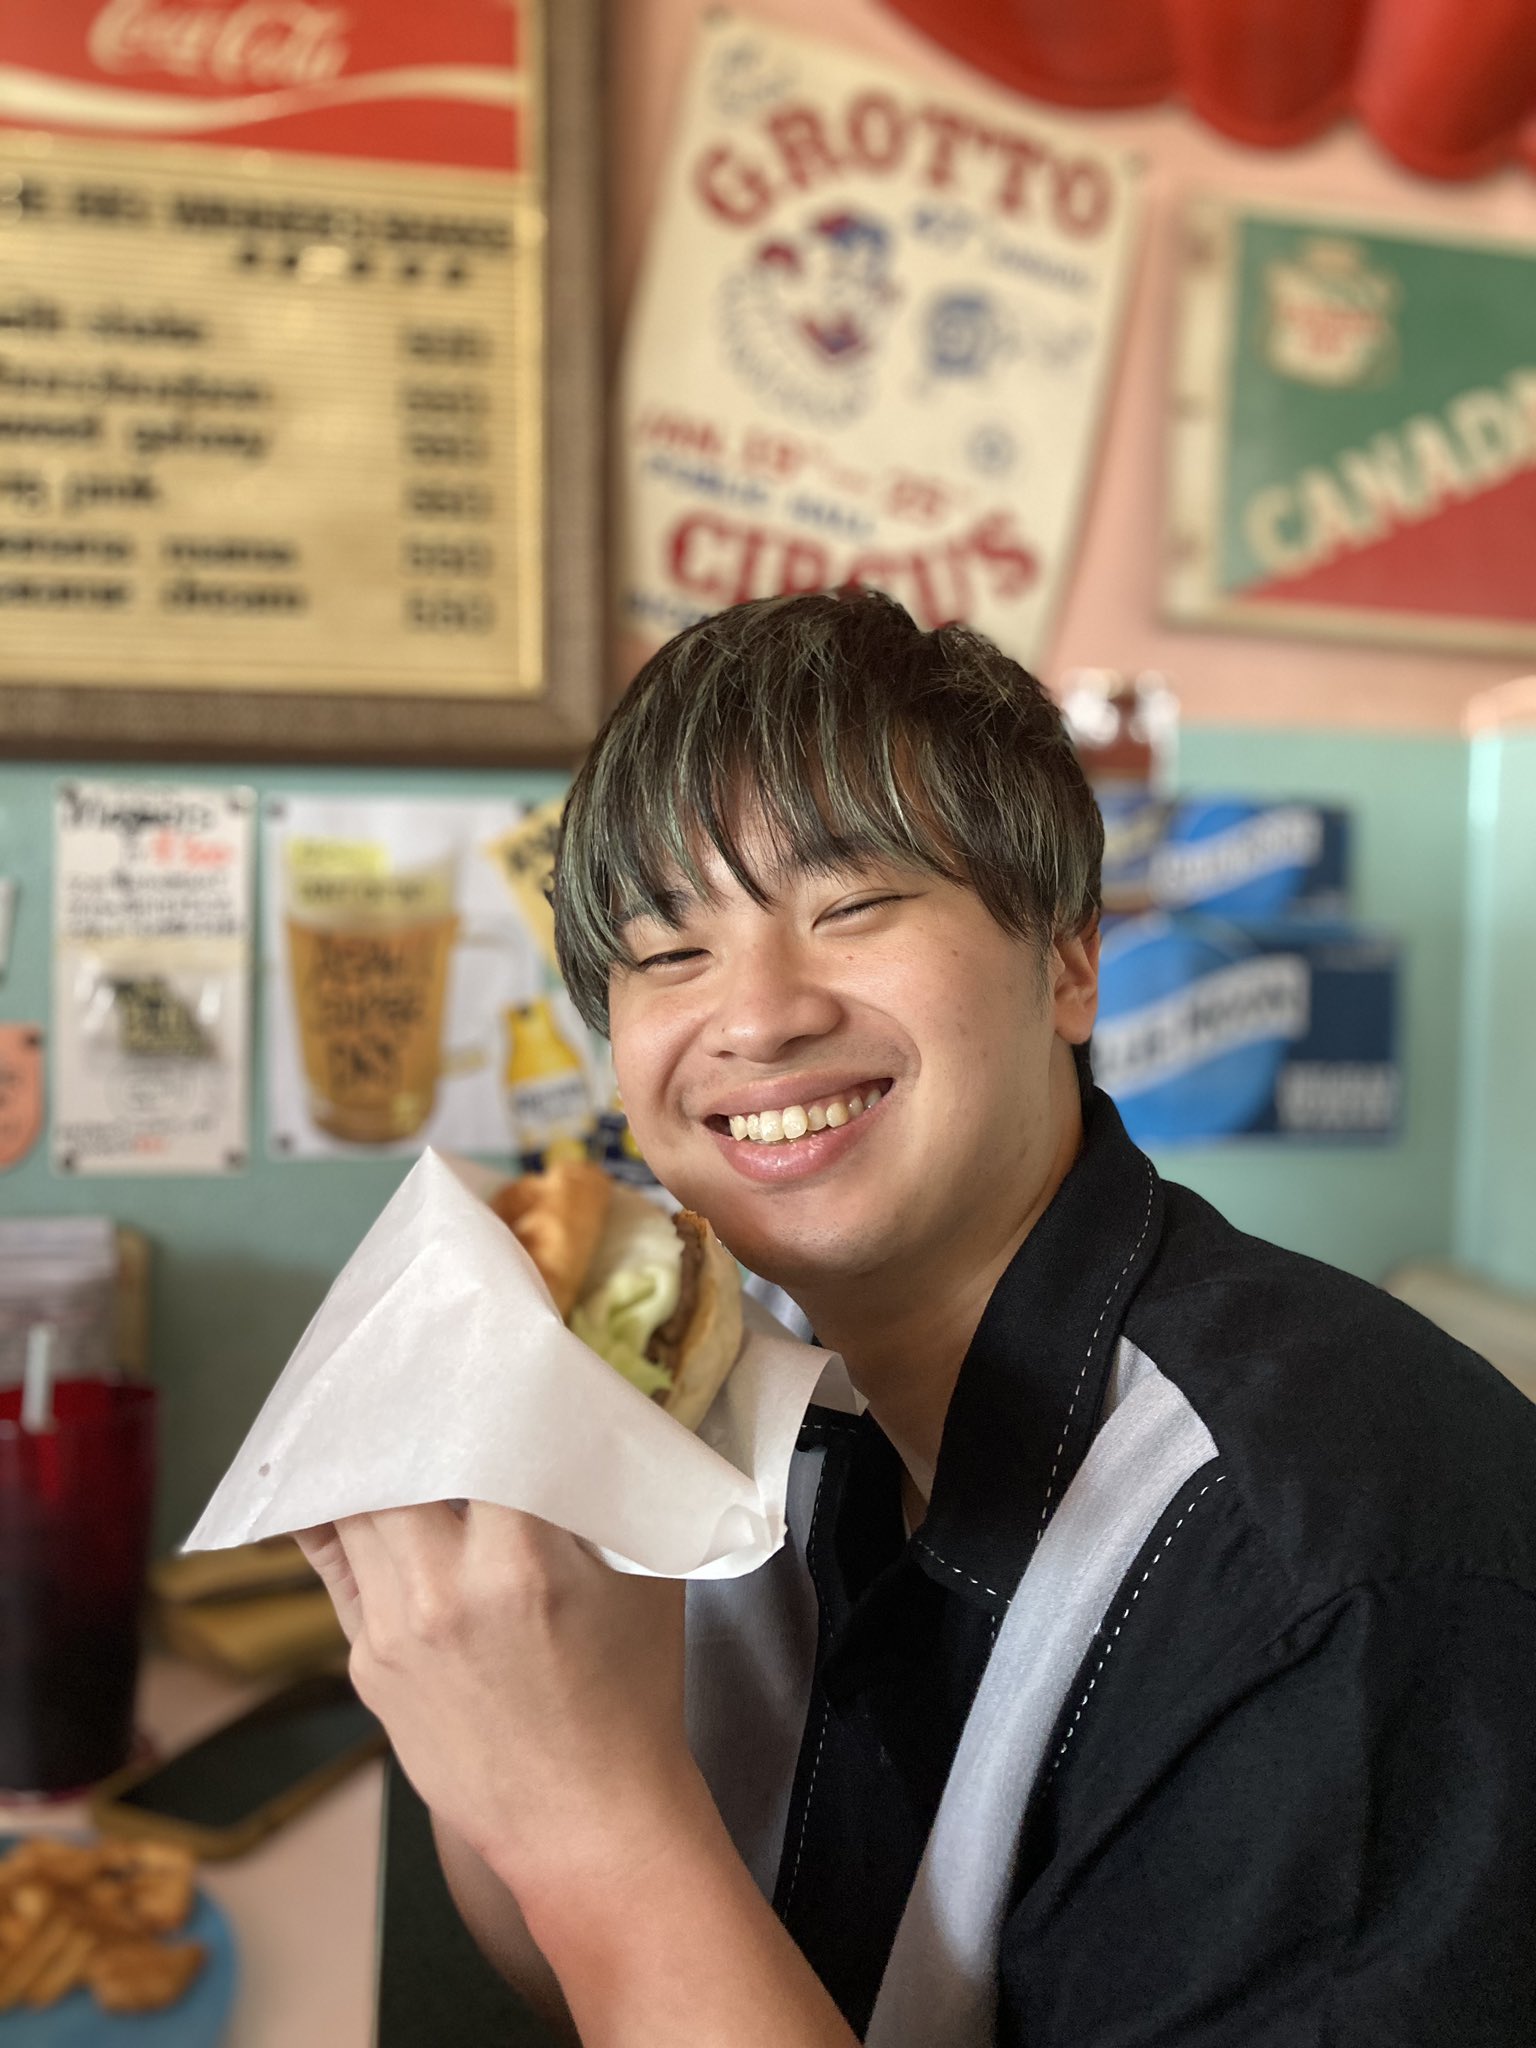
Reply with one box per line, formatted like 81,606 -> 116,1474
710,1206 -> 899,1300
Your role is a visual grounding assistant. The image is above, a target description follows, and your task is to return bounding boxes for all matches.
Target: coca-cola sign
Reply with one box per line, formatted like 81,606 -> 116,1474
0,0 -> 525,171
88,0 -> 351,91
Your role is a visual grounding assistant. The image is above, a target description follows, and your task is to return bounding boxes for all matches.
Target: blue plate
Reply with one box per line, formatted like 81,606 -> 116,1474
0,1836 -> 237,2046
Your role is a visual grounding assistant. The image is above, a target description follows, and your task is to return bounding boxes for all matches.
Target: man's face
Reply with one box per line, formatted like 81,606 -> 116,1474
607,840 -> 1097,1297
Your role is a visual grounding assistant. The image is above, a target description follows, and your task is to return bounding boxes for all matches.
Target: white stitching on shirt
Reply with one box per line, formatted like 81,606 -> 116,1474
913,1539 -> 1003,1602
783,1459 -> 832,1913
784,1705 -> 829,1915
1035,1157 -> 1157,1548
1046,1471 -> 1228,1780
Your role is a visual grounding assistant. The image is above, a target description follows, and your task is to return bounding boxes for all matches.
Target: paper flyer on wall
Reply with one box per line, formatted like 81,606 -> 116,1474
264,795 -> 611,1164
619,13 -> 1141,665
52,780 -> 254,1174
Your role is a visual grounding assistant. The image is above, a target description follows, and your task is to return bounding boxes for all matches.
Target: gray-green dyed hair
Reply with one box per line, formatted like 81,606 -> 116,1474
553,589 -> 1102,1034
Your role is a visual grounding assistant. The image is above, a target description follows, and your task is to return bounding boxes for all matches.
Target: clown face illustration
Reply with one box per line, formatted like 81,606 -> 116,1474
720,210 -> 901,425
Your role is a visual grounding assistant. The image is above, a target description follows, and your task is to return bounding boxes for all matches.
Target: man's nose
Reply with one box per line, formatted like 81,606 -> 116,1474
702,940 -> 842,1063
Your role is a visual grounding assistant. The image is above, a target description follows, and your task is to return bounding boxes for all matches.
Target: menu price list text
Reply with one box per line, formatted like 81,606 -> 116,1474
0,135 -> 542,698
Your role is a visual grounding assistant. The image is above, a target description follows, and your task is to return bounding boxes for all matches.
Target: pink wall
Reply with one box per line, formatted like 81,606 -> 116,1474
608,0 -> 1536,731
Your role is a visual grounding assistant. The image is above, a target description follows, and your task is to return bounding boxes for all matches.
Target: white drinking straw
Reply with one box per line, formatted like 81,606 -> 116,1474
20,1322 -> 57,1433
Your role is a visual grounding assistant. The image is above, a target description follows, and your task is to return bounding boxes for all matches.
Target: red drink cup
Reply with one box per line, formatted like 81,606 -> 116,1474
0,1378 -> 157,1797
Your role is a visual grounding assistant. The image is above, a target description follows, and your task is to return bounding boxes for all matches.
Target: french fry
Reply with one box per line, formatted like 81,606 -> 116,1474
127,1863 -> 196,1934
0,1879 -> 53,1931
90,1937 -> 206,2013
7,1841 -> 100,1887
24,1924 -> 97,2008
0,1836 -> 206,2014
120,1842 -> 197,1934
81,1870 -> 148,1936
0,1882 -> 53,1967
0,1911 -> 73,2012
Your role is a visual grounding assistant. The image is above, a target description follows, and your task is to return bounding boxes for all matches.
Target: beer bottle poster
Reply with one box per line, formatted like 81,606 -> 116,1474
52,778 -> 254,1174
264,795 -> 601,1163
619,14 -> 1141,665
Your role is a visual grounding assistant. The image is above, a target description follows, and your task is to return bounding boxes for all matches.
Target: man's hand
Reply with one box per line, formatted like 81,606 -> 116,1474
297,1505 -> 694,1894
298,1506 -> 859,2048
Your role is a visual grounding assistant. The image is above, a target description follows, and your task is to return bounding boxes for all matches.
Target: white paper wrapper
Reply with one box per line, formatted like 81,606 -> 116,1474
185,1149 -> 831,1578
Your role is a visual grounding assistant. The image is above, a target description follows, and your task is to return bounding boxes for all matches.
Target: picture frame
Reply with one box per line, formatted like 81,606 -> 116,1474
0,0 -> 605,764
1165,192 -> 1536,659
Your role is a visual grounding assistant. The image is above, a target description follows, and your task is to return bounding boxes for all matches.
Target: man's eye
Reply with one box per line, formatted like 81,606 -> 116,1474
637,947 -> 705,972
827,894 -> 906,922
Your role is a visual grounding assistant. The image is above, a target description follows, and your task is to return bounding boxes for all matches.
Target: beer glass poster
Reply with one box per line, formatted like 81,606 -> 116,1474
1167,197 -> 1536,655
619,16 -> 1140,663
53,779 -> 254,1174
264,797 -> 602,1163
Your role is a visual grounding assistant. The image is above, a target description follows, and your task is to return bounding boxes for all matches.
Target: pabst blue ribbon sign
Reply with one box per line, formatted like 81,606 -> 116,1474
619,16 -> 1140,664
1167,195 -> 1536,656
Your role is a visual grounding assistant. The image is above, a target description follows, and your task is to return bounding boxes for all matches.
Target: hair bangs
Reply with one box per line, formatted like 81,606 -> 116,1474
576,696 -> 965,938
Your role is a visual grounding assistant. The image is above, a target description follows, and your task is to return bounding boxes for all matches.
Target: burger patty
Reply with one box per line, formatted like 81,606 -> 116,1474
647,1212 -> 706,1380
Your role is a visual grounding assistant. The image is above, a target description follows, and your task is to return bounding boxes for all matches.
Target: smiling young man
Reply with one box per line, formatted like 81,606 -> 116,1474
304,591 -> 1536,2048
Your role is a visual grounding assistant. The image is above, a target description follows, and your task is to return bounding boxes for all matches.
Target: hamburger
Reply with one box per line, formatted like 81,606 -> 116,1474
490,1160 -> 743,1430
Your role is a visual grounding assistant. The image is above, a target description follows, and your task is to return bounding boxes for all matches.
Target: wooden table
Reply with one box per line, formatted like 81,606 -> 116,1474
3,1653 -> 384,2048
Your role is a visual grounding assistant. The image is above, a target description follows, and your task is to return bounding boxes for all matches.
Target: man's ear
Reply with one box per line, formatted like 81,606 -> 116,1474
1051,919 -> 1100,1046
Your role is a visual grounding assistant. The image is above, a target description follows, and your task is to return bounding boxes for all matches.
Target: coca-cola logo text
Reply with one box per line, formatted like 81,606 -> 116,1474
89,0 -> 351,92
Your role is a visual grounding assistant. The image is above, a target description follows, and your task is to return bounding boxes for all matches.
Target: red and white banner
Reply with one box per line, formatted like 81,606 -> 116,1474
0,0 -> 527,171
618,16 -> 1140,667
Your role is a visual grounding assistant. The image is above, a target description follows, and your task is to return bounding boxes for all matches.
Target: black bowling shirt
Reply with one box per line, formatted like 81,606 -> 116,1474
770,1093 -> 1536,2045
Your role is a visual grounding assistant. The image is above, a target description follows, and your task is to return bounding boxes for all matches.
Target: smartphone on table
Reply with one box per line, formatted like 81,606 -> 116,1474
89,1670 -> 386,1860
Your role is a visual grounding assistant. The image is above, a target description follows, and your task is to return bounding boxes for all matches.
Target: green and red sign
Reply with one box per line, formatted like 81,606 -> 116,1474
1166,197 -> 1536,655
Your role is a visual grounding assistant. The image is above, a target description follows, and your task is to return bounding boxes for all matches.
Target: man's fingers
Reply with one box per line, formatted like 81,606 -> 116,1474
463,1505 -> 685,1623
462,1500 -> 566,1551
295,1522 -> 364,1643
338,1503 -> 470,1645
461,1501 -> 586,1583
315,1503 -> 642,1665
348,1501 -> 465,1579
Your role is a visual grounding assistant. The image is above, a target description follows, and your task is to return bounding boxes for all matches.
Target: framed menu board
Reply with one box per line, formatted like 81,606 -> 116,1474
0,0 -> 603,762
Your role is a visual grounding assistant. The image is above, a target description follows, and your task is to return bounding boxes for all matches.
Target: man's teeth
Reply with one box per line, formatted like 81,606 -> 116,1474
726,1088 -> 885,1144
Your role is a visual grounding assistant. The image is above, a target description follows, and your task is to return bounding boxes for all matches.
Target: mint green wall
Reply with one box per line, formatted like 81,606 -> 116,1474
0,731 -> 1473,1547
1152,730 -> 1469,1287
1457,729 -> 1536,1294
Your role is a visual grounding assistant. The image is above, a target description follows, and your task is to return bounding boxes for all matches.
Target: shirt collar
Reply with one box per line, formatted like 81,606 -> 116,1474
913,1089 -> 1165,1609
